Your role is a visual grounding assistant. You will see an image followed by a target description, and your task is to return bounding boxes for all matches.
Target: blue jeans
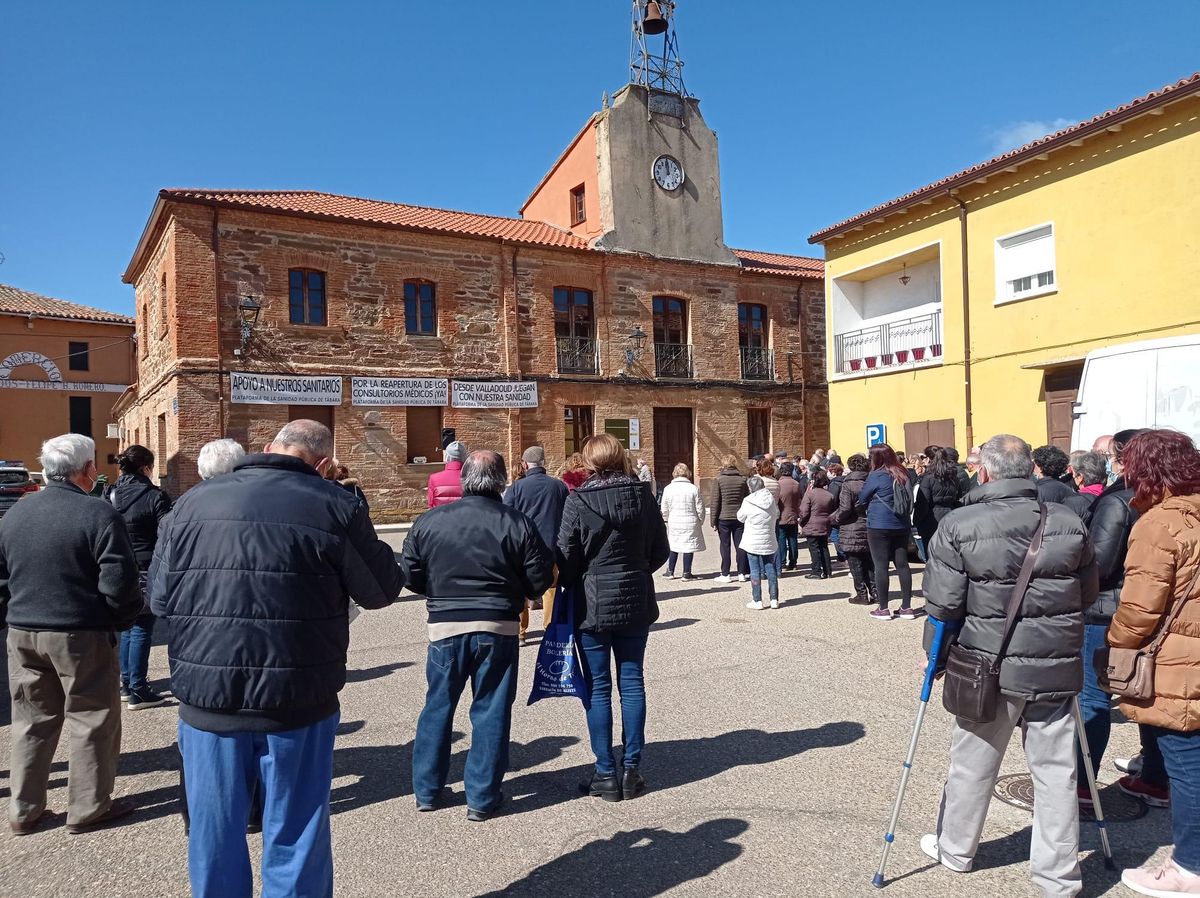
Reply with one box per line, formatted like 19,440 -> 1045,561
830,526 -> 846,559
1076,623 -> 1111,779
120,612 -> 155,692
666,552 -> 692,576
412,632 -> 518,812
178,711 -> 339,898
579,629 -> 648,777
747,553 -> 779,604
776,524 -> 799,569
1157,728 -> 1200,874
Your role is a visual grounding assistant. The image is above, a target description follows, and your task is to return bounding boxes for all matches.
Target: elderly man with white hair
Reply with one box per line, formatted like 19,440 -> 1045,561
150,419 -> 402,898
0,433 -> 142,835
197,438 -> 247,480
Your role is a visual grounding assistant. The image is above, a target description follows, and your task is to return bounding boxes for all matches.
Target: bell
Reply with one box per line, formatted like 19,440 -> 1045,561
642,1 -> 668,35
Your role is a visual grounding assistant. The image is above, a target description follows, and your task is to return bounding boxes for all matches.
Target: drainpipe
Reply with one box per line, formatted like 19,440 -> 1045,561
212,206 -> 226,436
948,192 -> 973,450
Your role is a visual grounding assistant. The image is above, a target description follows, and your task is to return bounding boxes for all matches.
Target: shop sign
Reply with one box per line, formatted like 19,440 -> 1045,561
451,380 -> 538,409
351,377 -> 448,407
230,372 -> 342,405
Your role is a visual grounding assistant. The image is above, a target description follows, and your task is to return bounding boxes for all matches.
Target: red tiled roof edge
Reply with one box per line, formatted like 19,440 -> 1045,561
808,72 -> 1200,244
0,282 -> 133,325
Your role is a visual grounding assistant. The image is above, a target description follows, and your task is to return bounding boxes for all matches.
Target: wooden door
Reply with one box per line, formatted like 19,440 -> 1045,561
903,418 -> 956,456
653,408 -> 693,487
1045,366 -> 1083,450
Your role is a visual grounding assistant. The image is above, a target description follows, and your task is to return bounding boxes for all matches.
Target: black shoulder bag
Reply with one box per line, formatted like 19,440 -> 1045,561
943,501 -> 1047,723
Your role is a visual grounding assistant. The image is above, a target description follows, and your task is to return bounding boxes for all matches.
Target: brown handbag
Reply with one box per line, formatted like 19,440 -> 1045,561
1095,562 -> 1200,700
943,502 -> 1047,723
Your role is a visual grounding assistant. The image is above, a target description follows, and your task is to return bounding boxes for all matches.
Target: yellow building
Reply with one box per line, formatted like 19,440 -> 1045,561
809,72 -> 1200,456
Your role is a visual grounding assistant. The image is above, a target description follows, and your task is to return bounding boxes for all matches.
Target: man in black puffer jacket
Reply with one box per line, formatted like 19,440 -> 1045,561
149,420 -> 401,898
402,450 -> 552,821
921,435 -> 1098,897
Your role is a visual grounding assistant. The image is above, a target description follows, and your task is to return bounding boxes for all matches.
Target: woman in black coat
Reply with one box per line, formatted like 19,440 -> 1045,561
107,444 -> 172,708
557,433 -> 669,803
913,447 -> 962,550
832,453 -> 875,605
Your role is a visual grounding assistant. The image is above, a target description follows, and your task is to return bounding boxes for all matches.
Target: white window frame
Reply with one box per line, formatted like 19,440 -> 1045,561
994,221 -> 1057,306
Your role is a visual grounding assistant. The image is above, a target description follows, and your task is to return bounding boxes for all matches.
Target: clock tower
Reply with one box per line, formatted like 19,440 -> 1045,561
520,1 -> 739,267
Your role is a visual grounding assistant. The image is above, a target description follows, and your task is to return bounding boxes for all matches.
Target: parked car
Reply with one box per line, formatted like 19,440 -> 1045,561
0,461 -> 38,519
28,471 -> 45,487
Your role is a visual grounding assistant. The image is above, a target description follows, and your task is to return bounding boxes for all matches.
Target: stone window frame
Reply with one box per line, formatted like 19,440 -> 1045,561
403,279 -> 438,337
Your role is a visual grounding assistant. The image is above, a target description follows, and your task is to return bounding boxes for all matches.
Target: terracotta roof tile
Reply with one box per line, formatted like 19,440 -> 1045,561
0,283 -> 133,325
810,71 -> 1200,243
162,189 -> 592,250
144,189 -> 823,280
732,248 -> 824,278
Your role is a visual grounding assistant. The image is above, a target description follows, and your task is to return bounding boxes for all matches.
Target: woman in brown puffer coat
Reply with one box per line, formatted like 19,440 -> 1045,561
798,469 -> 837,580
833,453 -> 875,605
1105,429 -> 1200,893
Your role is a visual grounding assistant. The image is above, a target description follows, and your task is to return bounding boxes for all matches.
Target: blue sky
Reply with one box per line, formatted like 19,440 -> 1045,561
3,1 -> 1198,315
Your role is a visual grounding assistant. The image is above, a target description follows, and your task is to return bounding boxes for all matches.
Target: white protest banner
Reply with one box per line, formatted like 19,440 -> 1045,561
351,377 -> 448,407
230,372 -> 342,405
451,380 -> 539,409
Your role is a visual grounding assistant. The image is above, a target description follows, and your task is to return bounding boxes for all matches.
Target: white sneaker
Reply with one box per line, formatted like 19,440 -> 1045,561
662,571 -> 675,579
739,574 -> 750,582
745,600 -> 764,610
1115,755 -> 1144,777
716,575 -> 733,584
770,600 -> 779,610
920,834 -> 970,873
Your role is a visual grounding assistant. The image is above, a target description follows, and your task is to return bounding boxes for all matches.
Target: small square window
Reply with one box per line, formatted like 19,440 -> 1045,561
995,224 -> 1055,304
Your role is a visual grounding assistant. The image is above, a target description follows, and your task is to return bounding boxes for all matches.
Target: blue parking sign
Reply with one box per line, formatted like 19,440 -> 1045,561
866,424 -> 887,447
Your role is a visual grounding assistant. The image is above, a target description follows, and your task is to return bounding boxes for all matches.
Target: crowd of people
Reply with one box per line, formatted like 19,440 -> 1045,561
0,421 -> 1197,898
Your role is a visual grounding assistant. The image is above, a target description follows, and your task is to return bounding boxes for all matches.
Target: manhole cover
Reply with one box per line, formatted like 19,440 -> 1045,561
993,774 -> 1147,821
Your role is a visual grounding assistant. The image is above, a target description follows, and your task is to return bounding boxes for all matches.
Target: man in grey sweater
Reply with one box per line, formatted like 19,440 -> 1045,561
0,434 -> 142,835
921,434 -> 1099,898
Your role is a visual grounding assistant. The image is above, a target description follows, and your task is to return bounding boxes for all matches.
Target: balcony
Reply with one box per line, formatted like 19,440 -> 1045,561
654,342 -> 693,378
740,345 -> 774,380
556,337 -> 599,375
834,310 -> 943,376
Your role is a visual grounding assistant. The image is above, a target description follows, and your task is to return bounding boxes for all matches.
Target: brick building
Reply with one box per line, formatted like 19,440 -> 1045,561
117,82 -> 826,519
0,283 -> 135,479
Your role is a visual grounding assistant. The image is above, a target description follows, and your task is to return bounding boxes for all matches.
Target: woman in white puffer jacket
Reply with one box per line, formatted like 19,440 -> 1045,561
737,476 -> 781,610
660,464 -> 705,580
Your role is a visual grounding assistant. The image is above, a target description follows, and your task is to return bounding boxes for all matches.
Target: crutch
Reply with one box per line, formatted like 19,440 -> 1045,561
873,617 -> 959,888
1073,695 -> 1116,870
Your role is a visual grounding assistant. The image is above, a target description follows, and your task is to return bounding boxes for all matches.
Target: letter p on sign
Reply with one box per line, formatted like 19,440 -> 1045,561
866,424 -> 887,448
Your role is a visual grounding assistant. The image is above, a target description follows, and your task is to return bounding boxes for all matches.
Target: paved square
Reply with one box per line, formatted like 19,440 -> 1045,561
1,537 -> 1170,897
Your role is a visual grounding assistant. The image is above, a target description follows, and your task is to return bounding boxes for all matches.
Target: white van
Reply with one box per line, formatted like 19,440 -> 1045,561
1071,334 -> 1200,450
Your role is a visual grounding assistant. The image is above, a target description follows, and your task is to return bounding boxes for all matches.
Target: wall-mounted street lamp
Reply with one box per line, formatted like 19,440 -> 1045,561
624,324 -> 648,367
238,296 -> 262,351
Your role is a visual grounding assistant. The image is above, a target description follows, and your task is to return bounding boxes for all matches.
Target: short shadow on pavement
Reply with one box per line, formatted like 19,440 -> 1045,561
472,819 -> 749,898
785,591 -> 850,607
649,618 -> 699,633
658,586 -> 739,601
329,734 -> 579,815
345,661 -> 413,683
501,722 -> 866,817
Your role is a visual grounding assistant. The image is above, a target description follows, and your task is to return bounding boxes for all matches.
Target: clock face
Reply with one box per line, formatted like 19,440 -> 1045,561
652,154 -> 685,191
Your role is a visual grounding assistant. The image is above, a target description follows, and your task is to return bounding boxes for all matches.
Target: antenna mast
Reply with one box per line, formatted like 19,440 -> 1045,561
629,1 -> 687,97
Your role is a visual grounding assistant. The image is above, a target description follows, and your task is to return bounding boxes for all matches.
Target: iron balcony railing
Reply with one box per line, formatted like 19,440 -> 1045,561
555,337 -> 599,375
739,345 -> 774,380
833,310 -> 943,376
654,342 -> 693,378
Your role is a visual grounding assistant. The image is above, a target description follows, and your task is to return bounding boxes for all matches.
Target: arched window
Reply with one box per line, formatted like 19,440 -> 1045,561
289,269 -> 327,325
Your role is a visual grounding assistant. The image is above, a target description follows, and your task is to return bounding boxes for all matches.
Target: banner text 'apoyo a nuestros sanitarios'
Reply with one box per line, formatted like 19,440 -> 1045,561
230,372 -> 343,405
451,380 -> 539,409
351,377 -> 448,406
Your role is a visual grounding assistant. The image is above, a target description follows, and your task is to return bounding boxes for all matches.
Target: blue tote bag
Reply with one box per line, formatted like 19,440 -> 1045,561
528,581 -> 588,706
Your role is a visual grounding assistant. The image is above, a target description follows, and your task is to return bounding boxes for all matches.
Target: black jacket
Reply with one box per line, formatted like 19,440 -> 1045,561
503,467 -> 569,556
1036,476 -> 1076,505
832,470 -> 869,554
711,466 -> 749,523
149,453 -> 403,733
401,494 -> 553,622
923,479 -> 1099,700
558,473 -> 669,633
107,472 -> 172,568
0,481 -> 141,631
1082,477 -> 1138,625
827,476 -> 844,505
913,472 -> 961,544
